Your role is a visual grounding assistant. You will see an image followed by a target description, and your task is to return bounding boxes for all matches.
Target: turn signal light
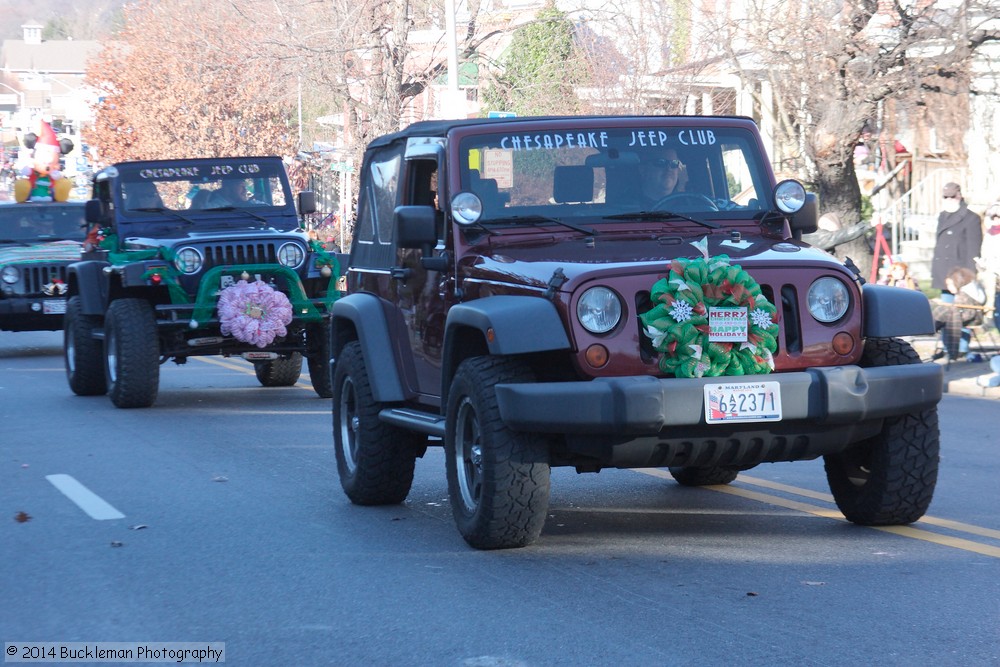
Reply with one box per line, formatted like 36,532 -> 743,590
832,332 -> 855,356
585,344 -> 609,368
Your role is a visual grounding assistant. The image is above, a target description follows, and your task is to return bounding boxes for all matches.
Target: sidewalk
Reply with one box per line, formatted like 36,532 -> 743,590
907,333 -> 1000,400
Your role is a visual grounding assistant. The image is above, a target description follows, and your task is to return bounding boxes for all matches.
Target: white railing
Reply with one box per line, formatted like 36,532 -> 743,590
880,166 -> 967,246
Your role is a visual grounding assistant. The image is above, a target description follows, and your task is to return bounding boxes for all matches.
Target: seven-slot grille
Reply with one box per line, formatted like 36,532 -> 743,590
199,241 -> 282,268
635,278 -> 801,362
16,264 -> 69,295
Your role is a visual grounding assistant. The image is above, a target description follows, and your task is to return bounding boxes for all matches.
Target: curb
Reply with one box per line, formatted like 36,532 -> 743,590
909,335 -> 1000,400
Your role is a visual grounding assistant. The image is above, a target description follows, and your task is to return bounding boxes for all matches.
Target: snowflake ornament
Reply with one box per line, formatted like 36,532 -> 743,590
750,307 -> 774,330
669,300 -> 694,322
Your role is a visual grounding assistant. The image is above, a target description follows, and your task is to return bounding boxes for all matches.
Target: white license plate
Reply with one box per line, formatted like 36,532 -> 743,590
43,299 -> 67,315
704,381 -> 782,423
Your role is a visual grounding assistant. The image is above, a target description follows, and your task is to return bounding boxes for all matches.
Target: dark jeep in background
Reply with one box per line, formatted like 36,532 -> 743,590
64,156 -> 339,408
330,115 -> 943,549
1,201 -> 86,332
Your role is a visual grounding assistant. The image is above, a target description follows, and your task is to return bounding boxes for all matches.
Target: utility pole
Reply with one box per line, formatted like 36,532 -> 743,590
441,0 -> 466,118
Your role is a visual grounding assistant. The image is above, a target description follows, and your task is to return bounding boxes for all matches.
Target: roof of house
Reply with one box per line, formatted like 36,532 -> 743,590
1,39 -> 103,73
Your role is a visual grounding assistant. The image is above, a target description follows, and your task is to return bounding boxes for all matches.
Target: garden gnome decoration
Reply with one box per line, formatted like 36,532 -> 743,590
14,120 -> 73,203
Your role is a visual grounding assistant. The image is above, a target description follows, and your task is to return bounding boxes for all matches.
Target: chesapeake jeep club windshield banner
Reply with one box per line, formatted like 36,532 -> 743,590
134,162 -> 269,181
496,128 -> 722,152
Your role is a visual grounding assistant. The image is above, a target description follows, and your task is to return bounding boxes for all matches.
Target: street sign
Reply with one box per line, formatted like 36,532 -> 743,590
487,111 -> 516,119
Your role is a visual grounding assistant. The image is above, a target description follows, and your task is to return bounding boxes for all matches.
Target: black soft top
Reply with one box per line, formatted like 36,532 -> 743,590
366,115 -> 757,150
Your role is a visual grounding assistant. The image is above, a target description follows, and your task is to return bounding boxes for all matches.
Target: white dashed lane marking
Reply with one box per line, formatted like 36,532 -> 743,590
46,474 -> 125,520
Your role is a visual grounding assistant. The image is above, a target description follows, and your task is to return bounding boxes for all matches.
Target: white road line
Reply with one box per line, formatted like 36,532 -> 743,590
46,474 -> 125,520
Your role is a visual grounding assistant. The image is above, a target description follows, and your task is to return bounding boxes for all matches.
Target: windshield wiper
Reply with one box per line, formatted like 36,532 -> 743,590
487,214 -> 597,236
603,210 -> 719,229
131,207 -> 195,225
202,206 -> 270,224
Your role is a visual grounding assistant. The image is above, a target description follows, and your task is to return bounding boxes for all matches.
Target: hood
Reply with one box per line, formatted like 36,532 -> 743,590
462,231 -> 842,289
0,240 -> 82,268
120,226 -> 309,250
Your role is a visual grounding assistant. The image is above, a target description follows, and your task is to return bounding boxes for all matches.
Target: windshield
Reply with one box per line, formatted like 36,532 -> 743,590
457,125 -> 770,224
0,203 -> 87,242
114,159 -> 293,219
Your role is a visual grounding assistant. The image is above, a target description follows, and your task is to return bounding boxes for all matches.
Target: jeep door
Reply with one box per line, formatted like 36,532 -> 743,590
395,149 -> 449,402
349,140 -> 448,404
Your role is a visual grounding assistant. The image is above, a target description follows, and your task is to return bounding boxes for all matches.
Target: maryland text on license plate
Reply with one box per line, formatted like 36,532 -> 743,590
704,381 -> 782,423
43,299 -> 67,315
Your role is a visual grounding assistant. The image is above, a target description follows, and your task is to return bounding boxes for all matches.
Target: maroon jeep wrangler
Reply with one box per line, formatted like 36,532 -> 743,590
330,115 -> 943,549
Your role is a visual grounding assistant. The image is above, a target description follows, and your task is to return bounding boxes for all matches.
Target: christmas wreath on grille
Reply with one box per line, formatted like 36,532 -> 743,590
639,237 -> 779,378
217,279 -> 293,348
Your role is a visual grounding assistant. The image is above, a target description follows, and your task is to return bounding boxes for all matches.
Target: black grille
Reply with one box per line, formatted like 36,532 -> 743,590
199,242 -> 281,268
635,278 -> 799,360
19,264 -> 69,295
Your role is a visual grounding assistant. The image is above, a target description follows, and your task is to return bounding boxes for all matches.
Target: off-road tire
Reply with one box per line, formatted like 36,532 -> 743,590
306,319 -> 333,398
824,337 -> 939,525
668,466 -> 739,486
254,353 -> 303,387
333,341 -> 420,505
64,296 -> 107,396
104,298 -> 160,409
446,356 -> 550,550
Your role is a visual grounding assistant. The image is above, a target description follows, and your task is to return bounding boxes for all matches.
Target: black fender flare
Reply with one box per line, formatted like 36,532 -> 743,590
862,284 -> 935,338
66,260 -> 111,316
330,293 -> 409,403
442,295 -> 570,397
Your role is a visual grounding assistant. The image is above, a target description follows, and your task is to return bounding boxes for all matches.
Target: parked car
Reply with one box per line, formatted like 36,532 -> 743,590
329,115 -> 944,550
0,201 -> 86,332
63,156 -> 340,408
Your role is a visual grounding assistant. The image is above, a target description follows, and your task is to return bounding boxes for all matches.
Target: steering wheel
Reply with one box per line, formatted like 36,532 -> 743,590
651,192 -> 719,212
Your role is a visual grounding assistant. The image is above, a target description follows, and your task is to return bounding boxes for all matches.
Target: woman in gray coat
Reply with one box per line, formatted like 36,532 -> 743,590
931,182 -> 983,290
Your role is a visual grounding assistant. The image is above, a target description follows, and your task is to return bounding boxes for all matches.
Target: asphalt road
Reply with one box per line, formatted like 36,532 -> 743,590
2,331 -> 998,666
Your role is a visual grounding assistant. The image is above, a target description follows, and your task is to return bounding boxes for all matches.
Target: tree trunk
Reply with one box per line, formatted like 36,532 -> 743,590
814,154 -> 873,281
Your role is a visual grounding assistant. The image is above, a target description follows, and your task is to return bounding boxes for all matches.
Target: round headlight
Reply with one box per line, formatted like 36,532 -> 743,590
2,266 -> 20,284
807,277 -> 850,323
451,192 -> 483,226
774,179 -> 806,214
278,242 -> 305,268
577,286 -> 622,334
174,247 -> 203,275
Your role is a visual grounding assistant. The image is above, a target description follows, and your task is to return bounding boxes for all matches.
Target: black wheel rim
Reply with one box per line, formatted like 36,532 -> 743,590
65,322 -> 76,374
454,396 -> 482,513
838,447 -> 871,487
338,375 -> 359,475
105,322 -> 118,384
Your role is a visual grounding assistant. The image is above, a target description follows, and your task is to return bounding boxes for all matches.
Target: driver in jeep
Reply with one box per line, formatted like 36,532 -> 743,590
638,147 -> 686,208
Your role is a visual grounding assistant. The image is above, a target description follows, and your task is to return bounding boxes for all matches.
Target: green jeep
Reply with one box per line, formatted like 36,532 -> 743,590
64,156 -> 339,408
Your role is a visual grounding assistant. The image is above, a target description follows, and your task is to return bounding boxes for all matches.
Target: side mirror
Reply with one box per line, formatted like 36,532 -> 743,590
789,193 -> 818,236
395,205 -> 437,251
84,199 -> 110,225
297,191 -> 317,215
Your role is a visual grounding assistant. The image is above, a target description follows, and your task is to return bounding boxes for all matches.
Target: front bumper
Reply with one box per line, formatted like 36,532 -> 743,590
0,297 -> 68,332
495,363 -> 943,433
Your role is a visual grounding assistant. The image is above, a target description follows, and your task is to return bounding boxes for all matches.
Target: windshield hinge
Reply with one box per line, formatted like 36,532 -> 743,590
544,267 -> 567,300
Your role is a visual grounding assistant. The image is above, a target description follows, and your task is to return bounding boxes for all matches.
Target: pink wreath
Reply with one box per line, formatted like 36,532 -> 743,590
218,279 -> 293,348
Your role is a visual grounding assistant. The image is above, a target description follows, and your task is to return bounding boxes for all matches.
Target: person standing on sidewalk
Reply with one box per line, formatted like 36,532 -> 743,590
931,182 -> 983,292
